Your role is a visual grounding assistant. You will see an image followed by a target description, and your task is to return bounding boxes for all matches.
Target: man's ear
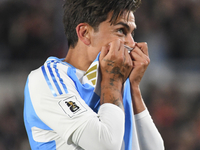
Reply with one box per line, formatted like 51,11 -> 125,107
76,23 -> 91,46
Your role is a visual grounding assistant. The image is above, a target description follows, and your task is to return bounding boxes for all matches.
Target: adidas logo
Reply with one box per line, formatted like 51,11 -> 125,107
85,64 -> 97,86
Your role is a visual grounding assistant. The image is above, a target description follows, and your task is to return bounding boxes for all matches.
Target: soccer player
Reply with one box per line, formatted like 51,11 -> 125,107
24,0 -> 164,149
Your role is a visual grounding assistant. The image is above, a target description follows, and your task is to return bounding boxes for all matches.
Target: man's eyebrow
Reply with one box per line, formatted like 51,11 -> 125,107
115,21 -> 137,31
115,22 -> 130,31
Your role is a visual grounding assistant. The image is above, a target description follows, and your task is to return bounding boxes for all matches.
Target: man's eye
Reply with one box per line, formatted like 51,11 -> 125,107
118,28 -> 126,35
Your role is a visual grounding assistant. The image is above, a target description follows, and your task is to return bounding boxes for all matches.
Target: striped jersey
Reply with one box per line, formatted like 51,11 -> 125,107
24,54 -> 164,150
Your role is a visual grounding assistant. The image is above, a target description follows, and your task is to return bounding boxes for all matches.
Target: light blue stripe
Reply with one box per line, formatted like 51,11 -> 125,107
53,63 -> 68,94
41,66 -> 57,97
123,79 -> 133,150
47,62 -> 63,95
24,78 -> 56,149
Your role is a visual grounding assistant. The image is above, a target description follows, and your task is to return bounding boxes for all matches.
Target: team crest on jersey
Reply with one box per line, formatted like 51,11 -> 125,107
59,95 -> 87,118
66,101 -> 80,112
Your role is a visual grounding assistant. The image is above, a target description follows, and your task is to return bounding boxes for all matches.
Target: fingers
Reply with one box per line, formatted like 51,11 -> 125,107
135,42 -> 149,56
99,45 -> 109,61
108,39 -> 126,63
124,45 -> 133,67
106,39 -> 133,68
130,42 -> 150,65
99,39 -> 134,83
109,39 -> 121,55
100,39 -> 124,59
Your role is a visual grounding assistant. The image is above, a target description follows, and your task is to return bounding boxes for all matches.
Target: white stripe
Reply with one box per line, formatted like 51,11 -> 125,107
51,63 -> 66,95
32,126 -> 58,142
44,63 -> 60,96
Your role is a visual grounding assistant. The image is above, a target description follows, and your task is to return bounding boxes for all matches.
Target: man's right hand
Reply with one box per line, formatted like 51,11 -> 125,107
99,39 -> 133,87
99,39 -> 133,110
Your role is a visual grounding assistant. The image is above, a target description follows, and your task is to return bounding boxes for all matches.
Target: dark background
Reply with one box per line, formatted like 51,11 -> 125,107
0,0 -> 200,149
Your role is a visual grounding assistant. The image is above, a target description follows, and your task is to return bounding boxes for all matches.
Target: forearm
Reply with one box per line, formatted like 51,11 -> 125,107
73,103 -> 125,150
100,79 -> 124,111
130,84 -> 146,114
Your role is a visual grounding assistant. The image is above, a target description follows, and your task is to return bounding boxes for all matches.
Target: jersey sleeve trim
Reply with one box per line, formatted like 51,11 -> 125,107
134,109 -> 149,121
47,62 -> 63,95
41,65 -> 57,97
41,60 -> 69,97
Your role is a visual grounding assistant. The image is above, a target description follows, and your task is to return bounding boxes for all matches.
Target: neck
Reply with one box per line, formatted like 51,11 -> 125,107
64,45 -> 92,71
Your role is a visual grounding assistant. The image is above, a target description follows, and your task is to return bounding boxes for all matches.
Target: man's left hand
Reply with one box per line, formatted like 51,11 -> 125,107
129,42 -> 150,87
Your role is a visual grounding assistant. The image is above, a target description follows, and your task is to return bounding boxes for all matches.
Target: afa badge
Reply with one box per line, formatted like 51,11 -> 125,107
66,101 -> 80,113
59,95 -> 87,118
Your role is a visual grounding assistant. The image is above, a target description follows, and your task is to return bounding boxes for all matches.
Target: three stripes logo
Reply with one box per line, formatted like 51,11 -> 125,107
84,64 -> 97,86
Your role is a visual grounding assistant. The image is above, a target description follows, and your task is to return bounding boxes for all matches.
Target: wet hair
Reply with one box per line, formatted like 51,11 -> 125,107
63,0 -> 141,48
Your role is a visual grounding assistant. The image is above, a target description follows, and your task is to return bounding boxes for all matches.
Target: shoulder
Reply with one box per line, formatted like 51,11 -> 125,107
28,57 -> 82,98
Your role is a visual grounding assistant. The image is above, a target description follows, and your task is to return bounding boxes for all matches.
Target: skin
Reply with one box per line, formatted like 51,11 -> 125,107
64,11 -> 150,114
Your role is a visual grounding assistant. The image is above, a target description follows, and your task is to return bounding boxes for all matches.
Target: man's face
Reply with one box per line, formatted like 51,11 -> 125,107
89,11 -> 136,59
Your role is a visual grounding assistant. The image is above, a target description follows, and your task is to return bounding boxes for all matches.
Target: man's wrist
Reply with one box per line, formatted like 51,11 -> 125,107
101,78 -> 123,91
129,80 -> 140,89
100,79 -> 124,111
130,82 -> 146,114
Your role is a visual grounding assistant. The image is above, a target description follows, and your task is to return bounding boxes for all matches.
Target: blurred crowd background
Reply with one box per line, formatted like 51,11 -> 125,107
0,0 -> 200,149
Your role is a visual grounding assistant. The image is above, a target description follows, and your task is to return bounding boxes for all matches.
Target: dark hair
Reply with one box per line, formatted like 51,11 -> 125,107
63,0 -> 141,48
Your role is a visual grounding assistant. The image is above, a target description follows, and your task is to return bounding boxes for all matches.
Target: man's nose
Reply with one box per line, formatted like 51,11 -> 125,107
124,33 -> 136,48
